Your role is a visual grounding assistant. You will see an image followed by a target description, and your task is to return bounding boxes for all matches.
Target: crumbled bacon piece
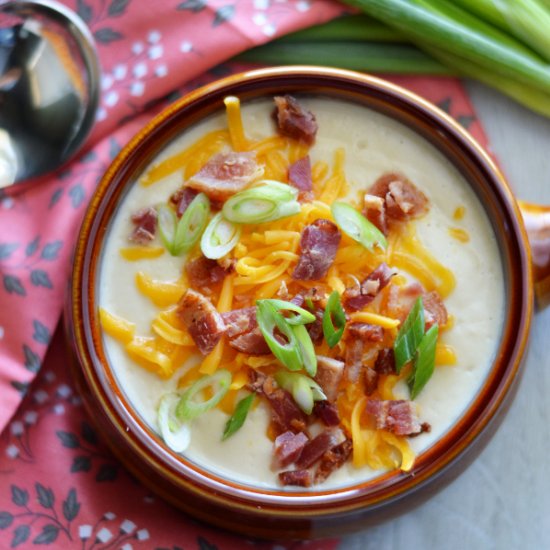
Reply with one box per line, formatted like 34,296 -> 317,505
314,356 -> 344,402
128,207 -> 157,244
296,429 -> 343,469
423,290 -> 448,329
265,387 -> 308,435
170,187 -> 199,217
313,400 -> 340,427
185,255 -> 232,290
386,284 -> 448,329
292,219 -> 341,281
368,172 -> 429,225
186,151 -> 263,202
279,469 -> 311,487
347,323 -> 384,342
274,95 -> 318,145
288,156 -> 313,201
363,194 -> 388,235
344,339 -> 363,384
274,431 -> 309,468
221,307 -> 270,355
365,399 -> 427,436
343,263 -> 394,311
374,348 -> 396,375
364,367 -> 378,396
314,438 -> 353,484
176,289 -> 226,355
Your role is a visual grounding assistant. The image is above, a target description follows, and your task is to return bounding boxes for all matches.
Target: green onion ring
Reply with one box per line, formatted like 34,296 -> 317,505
173,192 -> 210,255
274,371 -> 327,414
331,201 -> 387,251
176,370 -> 232,421
257,298 -> 316,325
157,393 -> 191,452
322,291 -> 346,348
157,204 -> 177,255
200,212 -> 241,259
394,296 -> 425,373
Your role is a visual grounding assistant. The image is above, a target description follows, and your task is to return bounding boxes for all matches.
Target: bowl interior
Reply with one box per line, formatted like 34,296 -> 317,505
71,67 -> 531,518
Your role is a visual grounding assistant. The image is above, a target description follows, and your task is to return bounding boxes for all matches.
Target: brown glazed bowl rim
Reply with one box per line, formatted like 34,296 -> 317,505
70,66 -> 532,525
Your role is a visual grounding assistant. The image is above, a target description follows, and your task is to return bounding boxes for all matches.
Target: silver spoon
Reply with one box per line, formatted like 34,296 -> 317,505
0,0 -> 100,191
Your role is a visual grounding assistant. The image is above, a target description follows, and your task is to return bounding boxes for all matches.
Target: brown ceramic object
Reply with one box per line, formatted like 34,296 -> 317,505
66,67 -> 550,539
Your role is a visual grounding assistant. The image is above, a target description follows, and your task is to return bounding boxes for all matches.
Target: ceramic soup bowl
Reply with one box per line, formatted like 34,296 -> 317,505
67,66 -> 550,539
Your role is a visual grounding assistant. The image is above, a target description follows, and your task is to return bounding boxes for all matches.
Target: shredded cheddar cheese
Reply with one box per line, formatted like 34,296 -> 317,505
99,95 -> 462,480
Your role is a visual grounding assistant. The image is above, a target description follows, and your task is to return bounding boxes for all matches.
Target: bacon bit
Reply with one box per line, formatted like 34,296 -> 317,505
170,187 -> 199,217
279,469 -> 311,487
374,348 -> 396,375
273,95 -> 318,145
313,400 -> 340,427
129,207 -> 157,245
343,263 -> 394,311
365,399 -> 427,436
347,323 -> 384,342
386,284 -> 448,329
288,156 -> 313,202
274,431 -> 309,468
247,369 -> 267,394
364,367 -> 378,396
363,194 -> 388,235
296,429 -> 343,469
344,339 -> 363,384
176,289 -> 226,355
185,255 -> 232,290
423,290 -> 448,329
221,307 -> 271,355
314,356 -> 344,402
186,151 -> 263,202
292,219 -> 341,281
265,387 -> 308,435
314,438 -> 353,484
368,172 -> 429,224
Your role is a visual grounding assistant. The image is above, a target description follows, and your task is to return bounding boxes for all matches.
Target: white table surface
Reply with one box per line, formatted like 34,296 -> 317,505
340,81 -> 550,550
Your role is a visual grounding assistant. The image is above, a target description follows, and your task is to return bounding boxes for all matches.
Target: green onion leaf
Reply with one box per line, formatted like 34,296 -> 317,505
222,393 -> 255,440
157,393 -> 191,453
275,371 -> 327,414
222,181 -> 299,224
394,297 -> 425,373
331,202 -> 387,251
157,205 -> 177,255
322,291 -> 346,348
176,370 -> 232,421
258,298 -> 316,325
256,300 -> 303,371
200,212 -> 241,259
173,193 -> 210,255
409,323 -> 439,399
293,323 -> 317,377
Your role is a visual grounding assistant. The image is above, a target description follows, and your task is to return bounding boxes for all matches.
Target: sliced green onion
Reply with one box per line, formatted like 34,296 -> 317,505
394,297 -> 425,374
173,193 -> 210,255
409,323 -> 439,399
222,393 -> 255,440
331,202 -> 387,252
200,212 -> 241,259
222,181 -> 299,224
157,393 -> 191,453
157,204 -> 177,255
322,291 -> 346,348
275,371 -> 327,415
258,298 -> 316,325
256,300 -> 302,371
293,323 -> 317,377
176,370 -> 232,421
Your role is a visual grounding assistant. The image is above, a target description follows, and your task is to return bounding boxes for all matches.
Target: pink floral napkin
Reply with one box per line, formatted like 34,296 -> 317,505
0,0 -> 491,547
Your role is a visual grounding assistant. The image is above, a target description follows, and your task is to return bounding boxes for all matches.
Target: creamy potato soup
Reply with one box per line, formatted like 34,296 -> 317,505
99,96 -> 505,490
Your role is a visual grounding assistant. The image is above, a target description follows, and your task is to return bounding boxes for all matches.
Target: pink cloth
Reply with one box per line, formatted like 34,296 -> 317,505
0,0 -> 491,546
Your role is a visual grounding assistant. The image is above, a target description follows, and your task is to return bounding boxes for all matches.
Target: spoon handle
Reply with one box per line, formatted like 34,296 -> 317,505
519,201 -> 550,309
